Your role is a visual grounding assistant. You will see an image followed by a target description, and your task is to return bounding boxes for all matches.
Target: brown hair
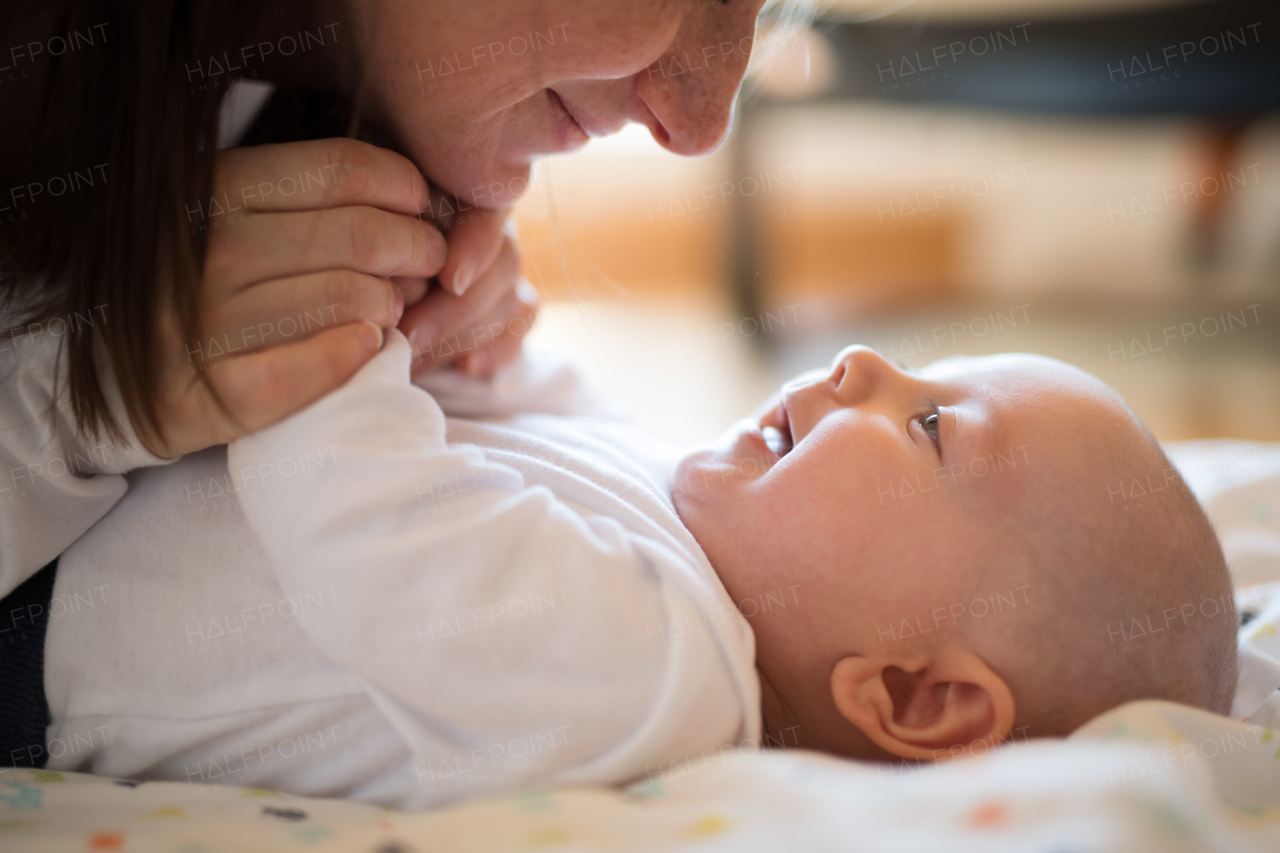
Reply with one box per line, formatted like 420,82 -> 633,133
0,0 -> 357,449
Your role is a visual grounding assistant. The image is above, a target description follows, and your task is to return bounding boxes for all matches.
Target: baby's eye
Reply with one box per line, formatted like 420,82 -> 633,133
922,412 -> 940,445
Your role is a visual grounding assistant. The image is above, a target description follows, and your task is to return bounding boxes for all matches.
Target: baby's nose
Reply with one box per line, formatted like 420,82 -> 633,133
831,346 -> 899,401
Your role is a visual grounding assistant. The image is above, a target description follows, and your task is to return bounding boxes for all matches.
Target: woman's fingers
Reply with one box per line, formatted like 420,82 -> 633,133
438,208 -> 511,296
170,140 -> 538,455
164,139 -> 449,457
203,270 -> 404,355
205,206 -> 447,289
206,322 -> 385,438
399,235 -> 521,358
152,321 -> 384,456
213,139 -> 431,217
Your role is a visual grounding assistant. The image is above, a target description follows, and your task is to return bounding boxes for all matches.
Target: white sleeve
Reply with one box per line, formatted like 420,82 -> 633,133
230,330 -> 751,791
0,322 -> 173,596
411,348 -> 614,420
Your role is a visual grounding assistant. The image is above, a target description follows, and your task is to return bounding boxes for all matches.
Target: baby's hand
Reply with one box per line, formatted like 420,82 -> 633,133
398,204 -> 539,379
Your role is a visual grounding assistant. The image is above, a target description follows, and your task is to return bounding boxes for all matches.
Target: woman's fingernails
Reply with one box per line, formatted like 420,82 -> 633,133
452,258 -> 476,296
410,322 -> 439,355
427,227 -> 448,270
358,321 -> 384,352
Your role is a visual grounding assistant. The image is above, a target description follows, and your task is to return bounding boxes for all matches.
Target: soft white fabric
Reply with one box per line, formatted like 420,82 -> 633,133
7,700 -> 1280,852
1166,441 -> 1280,721
42,331 -> 759,809
0,308 -> 173,598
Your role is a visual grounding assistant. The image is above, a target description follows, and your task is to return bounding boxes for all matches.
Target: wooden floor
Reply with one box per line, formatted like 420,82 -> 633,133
527,294 -> 1280,448
514,112 -> 1280,448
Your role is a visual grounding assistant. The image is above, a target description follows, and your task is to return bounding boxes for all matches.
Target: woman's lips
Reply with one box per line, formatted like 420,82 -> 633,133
551,88 -> 602,136
547,89 -> 589,151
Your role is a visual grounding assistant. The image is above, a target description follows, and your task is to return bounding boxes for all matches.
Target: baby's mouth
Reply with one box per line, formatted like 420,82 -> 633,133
761,402 -> 793,458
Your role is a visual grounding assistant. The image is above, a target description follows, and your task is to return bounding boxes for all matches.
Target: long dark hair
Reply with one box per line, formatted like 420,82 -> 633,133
0,0 -> 357,448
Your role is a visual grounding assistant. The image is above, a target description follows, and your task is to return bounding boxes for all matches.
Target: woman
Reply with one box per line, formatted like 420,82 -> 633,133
0,0 -> 767,601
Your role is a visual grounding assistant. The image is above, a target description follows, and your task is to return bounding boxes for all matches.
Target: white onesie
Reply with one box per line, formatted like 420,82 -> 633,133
41,331 -> 760,809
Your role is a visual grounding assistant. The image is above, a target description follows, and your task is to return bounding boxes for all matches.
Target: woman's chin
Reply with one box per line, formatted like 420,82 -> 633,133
432,163 -> 532,210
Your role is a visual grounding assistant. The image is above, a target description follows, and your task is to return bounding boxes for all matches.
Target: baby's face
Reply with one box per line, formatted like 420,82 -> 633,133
674,347 -> 1138,678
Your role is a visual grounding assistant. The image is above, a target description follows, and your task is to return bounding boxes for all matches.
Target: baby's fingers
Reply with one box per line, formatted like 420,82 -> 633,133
456,304 -> 535,378
413,281 -> 538,378
399,235 -> 521,357
391,276 -> 429,306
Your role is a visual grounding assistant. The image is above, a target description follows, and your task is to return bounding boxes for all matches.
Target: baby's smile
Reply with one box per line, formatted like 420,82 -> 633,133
761,400 -> 794,458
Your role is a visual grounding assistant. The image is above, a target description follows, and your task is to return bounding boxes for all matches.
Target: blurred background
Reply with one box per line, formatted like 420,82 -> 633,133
516,0 -> 1279,447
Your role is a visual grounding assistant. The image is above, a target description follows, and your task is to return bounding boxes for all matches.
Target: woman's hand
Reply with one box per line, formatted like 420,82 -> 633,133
147,138 -> 539,459
149,138 -> 446,459
398,204 -> 539,379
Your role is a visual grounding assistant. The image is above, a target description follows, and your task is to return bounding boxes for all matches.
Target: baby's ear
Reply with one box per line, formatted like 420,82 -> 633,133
829,649 -> 1015,761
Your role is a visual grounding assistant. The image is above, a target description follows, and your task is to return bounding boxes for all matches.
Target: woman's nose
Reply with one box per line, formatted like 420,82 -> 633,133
635,17 -> 756,155
636,63 -> 742,155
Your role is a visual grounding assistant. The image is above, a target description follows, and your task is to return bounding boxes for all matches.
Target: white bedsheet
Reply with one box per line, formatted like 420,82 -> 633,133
3,700 -> 1280,852
1168,441 -> 1280,725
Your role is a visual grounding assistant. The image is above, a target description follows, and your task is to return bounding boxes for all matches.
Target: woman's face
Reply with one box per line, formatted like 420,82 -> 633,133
351,0 -> 768,208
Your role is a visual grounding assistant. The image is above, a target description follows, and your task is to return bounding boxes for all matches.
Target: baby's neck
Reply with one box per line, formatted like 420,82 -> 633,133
757,667 -> 804,750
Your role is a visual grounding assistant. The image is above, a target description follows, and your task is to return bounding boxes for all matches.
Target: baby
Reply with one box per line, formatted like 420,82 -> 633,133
41,331 -> 1236,808
674,345 -> 1237,760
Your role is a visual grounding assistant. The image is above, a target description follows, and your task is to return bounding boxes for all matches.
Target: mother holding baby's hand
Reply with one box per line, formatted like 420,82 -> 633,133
0,0 -> 768,593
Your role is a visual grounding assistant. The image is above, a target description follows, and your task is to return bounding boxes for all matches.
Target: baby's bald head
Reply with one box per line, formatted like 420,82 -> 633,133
678,348 -> 1237,761
987,423 -> 1236,737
